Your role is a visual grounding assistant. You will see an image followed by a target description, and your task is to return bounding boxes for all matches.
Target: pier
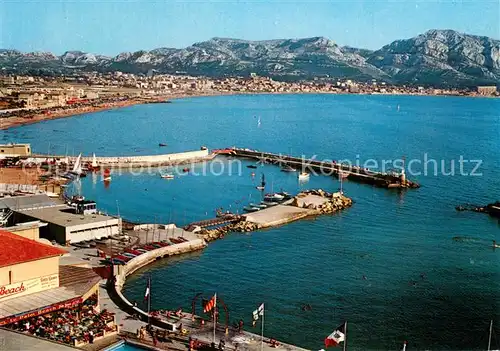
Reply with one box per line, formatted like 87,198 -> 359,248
215,147 -> 420,189
184,214 -> 242,231
31,149 -> 215,168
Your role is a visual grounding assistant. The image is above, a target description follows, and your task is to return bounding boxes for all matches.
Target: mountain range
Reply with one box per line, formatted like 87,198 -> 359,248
1,29 -> 499,87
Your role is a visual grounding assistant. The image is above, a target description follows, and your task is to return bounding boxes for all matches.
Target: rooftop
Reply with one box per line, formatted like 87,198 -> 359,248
0,230 -> 67,268
0,194 -> 59,211
0,328 -> 78,350
21,206 -> 119,228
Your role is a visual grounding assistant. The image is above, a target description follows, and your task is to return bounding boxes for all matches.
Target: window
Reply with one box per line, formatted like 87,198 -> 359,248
27,148 -> 30,153
0,150 -> 4,153
9,270 -> 12,284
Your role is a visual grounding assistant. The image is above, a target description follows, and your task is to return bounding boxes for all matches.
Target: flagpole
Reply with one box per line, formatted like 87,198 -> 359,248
488,320 -> 493,351
147,274 -> 151,325
213,293 -> 217,343
343,321 -> 347,351
261,304 -> 264,351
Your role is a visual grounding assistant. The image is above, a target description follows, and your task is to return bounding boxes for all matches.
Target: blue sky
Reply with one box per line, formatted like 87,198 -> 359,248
1,0 -> 498,55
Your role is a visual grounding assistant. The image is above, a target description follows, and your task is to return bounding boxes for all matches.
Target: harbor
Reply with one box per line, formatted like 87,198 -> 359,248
0,93 -> 499,350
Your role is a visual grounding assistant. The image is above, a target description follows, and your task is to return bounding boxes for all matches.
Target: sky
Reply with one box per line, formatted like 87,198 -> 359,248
0,0 -> 499,55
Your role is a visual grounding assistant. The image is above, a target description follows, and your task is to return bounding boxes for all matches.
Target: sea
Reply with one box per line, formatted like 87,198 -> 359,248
3,94 -> 499,350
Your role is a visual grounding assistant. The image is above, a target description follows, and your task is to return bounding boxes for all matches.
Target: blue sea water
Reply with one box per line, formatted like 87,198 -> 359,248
3,94 -> 500,350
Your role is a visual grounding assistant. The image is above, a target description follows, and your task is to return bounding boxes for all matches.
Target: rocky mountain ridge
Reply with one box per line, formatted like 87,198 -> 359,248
1,29 -> 498,87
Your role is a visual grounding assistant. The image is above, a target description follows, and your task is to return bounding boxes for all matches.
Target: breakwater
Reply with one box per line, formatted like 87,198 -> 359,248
32,149 -> 214,168
198,189 -> 353,241
216,147 -> 420,189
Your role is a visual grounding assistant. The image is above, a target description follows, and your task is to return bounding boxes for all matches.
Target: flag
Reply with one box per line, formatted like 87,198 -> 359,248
203,293 -> 216,313
253,303 -> 264,321
143,276 -> 150,302
324,322 -> 346,348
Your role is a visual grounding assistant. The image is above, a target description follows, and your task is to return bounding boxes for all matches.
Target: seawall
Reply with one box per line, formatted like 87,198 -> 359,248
112,239 -> 207,326
34,149 -> 214,168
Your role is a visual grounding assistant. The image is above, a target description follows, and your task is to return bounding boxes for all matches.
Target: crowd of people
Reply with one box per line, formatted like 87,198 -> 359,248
8,294 -> 118,346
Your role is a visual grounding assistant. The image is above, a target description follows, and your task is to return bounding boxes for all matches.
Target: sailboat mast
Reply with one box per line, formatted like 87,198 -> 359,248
488,319 -> 493,351
343,321 -> 347,351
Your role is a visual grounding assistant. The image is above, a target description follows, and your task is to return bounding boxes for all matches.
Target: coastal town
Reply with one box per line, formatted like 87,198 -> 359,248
0,72 -> 498,129
0,67 -> 499,351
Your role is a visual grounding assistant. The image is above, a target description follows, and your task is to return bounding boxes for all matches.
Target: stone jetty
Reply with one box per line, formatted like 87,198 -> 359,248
197,189 -> 352,240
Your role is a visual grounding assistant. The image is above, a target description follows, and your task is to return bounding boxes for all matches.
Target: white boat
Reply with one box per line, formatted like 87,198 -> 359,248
257,116 -> 261,127
298,172 -> 310,180
161,173 -> 174,179
91,153 -> 99,170
264,193 -> 285,202
339,170 -> 350,179
243,206 -> 260,212
69,153 -> 85,177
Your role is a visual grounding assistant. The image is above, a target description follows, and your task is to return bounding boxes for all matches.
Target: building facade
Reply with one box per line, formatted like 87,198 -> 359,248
0,143 -> 31,157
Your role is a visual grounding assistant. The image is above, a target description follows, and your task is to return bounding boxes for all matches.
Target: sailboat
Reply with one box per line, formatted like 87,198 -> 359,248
103,168 -> 112,182
89,153 -> 100,172
256,173 -> 266,190
257,116 -> 261,127
70,153 -> 86,177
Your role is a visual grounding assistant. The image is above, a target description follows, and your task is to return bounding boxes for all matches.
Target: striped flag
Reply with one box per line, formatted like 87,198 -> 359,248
253,303 -> 264,321
143,276 -> 150,302
324,322 -> 346,348
203,293 -> 216,313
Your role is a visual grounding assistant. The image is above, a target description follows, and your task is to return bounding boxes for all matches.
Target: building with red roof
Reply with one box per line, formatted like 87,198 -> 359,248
0,229 -> 66,302
0,230 -> 102,328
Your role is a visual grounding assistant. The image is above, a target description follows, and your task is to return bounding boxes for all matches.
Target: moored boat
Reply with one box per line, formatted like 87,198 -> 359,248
243,206 -> 260,212
298,172 -> 309,180
264,193 -> 285,202
256,173 -> 266,190
281,165 -> 297,172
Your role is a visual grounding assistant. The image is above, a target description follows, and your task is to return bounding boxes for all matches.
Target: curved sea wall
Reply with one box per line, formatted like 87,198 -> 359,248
112,239 -> 206,328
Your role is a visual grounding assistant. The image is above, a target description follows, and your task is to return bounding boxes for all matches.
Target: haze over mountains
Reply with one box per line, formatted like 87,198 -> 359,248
1,29 -> 499,87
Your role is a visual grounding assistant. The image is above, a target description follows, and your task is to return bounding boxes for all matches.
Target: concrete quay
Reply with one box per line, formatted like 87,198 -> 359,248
198,190 -> 353,242
32,149 -> 215,168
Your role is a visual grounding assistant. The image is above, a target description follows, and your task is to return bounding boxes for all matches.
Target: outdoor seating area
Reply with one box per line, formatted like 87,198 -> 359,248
6,293 -> 118,347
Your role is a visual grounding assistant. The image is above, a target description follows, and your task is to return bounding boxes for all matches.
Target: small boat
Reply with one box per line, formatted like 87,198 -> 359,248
69,153 -> 87,177
256,173 -> 266,190
261,201 -> 278,207
161,173 -> 174,179
281,165 -> 297,172
89,153 -> 100,171
243,206 -> 260,212
103,168 -> 112,181
159,143 -> 167,147
250,202 -> 267,209
264,193 -> 285,202
247,165 -> 257,169
339,170 -> 350,179
182,167 -> 190,173
493,241 -> 500,249
298,172 -> 310,180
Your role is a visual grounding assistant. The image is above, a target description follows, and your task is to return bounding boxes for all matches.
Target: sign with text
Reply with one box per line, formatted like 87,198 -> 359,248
0,274 -> 59,302
0,297 -> 81,326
